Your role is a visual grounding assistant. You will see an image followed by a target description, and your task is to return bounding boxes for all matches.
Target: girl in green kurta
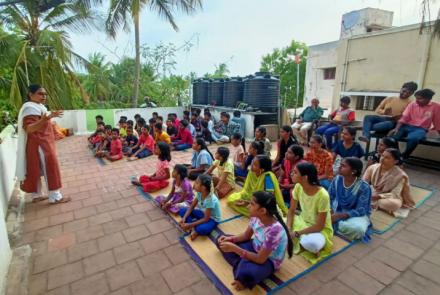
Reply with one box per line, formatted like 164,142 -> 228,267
227,155 -> 288,217
286,162 -> 333,264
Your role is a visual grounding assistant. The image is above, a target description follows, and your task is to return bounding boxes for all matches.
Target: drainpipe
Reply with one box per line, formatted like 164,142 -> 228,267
417,31 -> 432,89
341,38 -> 351,93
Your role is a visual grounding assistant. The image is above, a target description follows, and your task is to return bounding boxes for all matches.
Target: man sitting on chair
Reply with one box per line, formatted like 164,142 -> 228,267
291,98 -> 324,145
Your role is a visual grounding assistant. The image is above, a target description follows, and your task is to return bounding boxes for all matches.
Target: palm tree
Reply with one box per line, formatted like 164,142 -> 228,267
105,0 -> 202,107
0,0 -> 99,110
83,52 -> 114,101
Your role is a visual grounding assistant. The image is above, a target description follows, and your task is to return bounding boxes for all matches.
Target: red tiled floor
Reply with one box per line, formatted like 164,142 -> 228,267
5,135 -> 440,294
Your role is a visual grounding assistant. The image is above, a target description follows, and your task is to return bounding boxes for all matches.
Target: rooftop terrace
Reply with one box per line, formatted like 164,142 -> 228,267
4,135 -> 440,295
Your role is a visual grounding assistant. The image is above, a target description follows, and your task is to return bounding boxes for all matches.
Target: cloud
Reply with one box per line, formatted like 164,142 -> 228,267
70,0 -> 440,77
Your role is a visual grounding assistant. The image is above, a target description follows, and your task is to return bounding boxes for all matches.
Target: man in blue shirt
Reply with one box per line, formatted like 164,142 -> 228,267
292,98 -> 324,144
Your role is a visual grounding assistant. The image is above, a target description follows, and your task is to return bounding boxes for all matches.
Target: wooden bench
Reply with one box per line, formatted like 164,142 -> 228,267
365,132 -> 440,170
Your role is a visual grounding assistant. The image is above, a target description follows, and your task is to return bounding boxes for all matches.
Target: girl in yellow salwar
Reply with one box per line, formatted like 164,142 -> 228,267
287,162 -> 333,264
227,155 -> 288,217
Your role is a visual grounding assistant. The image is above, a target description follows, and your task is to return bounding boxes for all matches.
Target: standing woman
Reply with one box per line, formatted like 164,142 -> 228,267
16,85 -> 70,203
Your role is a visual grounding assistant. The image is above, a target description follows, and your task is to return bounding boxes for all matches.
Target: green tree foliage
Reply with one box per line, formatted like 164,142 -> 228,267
0,0 -> 99,112
105,0 -> 202,107
260,40 -> 308,108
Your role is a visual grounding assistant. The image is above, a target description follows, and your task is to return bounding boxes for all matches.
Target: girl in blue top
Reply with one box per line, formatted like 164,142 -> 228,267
186,138 -> 214,180
179,174 -> 221,240
328,157 -> 372,241
332,126 -> 365,174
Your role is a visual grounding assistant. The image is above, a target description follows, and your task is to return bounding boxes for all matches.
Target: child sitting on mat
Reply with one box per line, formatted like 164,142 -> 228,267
287,162 -> 334,264
128,125 -> 155,160
205,147 -> 236,199
235,141 -> 264,180
217,191 -> 292,291
186,138 -> 214,180
156,164 -> 194,214
131,142 -> 171,192
179,174 -> 221,240
122,127 -> 138,155
230,133 -> 245,168
171,120 -> 193,151
104,128 -> 123,161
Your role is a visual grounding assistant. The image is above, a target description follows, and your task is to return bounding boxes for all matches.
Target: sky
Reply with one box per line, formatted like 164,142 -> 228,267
70,0 -> 440,77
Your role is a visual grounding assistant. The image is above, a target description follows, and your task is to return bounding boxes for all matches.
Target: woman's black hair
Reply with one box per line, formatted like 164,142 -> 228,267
195,138 -> 214,160
157,142 -> 171,162
380,137 -> 398,149
384,148 -> 403,165
255,155 -> 272,172
137,117 -> 146,126
197,174 -> 212,193
281,125 -> 294,137
253,191 -> 293,258
296,162 -> 320,186
343,157 -> 363,177
250,141 -> 265,155
154,122 -> 163,130
343,126 -> 357,139
216,147 -> 230,165
134,114 -> 141,119
289,144 -> 304,159
173,164 -> 188,179
310,135 -> 326,149
256,126 -> 267,137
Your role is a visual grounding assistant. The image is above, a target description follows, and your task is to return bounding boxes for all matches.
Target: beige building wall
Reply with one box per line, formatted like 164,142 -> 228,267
332,24 -> 440,115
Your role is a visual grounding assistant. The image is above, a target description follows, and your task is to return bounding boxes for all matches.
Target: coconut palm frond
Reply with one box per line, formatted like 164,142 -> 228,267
172,0 -> 203,14
148,0 -> 178,31
106,0 -> 132,38
0,5 -> 31,33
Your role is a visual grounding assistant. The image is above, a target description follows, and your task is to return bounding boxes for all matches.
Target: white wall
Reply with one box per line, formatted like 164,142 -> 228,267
114,107 -> 185,125
0,125 -> 14,294
304,41 -> 339,110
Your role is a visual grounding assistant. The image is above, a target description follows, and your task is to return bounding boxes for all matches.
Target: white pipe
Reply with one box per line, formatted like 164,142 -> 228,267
417,31 -> 432,89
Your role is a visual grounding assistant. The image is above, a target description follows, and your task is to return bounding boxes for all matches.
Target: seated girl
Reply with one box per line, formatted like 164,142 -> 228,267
187,138 -> 214,180
278,145 -> 306,202
254,126 -> 272,157
230,133 -> 245,168
235,141 -> 264,179
179,174 -> 222,240
328,157 -> 372,241
217,191 -> 293,291
227,155 -> 288,217
366,137 -> 398,167
131,142 -> 171,192
205,147 -> 236,199
287,163 -> 334,264
332,126 -> 365,173
333,126 -> 365,159
273,125 -> 297,170
171,120 -> 193,151
155,164 -> 194,214
304,135 -> 334,189
127,125 -> 155,160
363,148 -> 415,216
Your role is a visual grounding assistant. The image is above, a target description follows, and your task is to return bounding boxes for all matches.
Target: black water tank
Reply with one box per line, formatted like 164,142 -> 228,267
196,79 -> 209,105
223,77 -> 244,107
243,72 -> 279,112
192,79 -> 200,104
208,79 -> 224,106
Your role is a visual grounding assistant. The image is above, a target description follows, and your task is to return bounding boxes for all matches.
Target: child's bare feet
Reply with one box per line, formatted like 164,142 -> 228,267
190,231 -> 199,241
232,280 -> 245,291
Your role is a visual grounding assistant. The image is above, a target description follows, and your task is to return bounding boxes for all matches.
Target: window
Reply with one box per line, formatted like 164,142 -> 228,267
354,96 -> 386,111
323,68 -> 336,80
